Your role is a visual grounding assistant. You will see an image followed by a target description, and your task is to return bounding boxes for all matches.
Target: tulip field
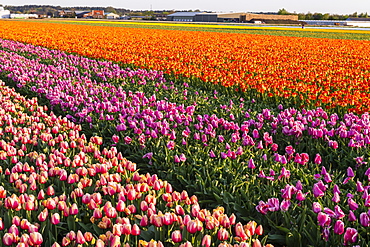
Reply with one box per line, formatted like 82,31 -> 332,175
0,20 -> 369,247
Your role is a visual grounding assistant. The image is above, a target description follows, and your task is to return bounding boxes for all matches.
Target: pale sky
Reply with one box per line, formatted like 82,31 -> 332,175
2,0 -> 370,15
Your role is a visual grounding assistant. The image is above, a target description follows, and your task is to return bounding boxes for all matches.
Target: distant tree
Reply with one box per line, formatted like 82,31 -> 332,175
313,12 -> 323,20
106,6 -> 116,14
305,12 -> 313,20
322,13 -> 330,20
359,12 -> 368,18
349,12 -> 358,17
278,8 -> 290,15
297,13 -> 306,20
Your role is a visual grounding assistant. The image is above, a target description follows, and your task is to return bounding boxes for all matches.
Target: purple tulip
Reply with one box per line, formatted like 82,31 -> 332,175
280,200 -> 291,212
313,184 -> 325,198
312,202 -> 322,213
267,198 -> 280,212
332,192 -> 340,203
317,212 -> 331,227
248,158 -> 256,169
347,167 -> 354,177
360,212 -> 370,227
343,227 -> 358,245
348,210 -> 357,222
334,205 -> 345,219
348,198 -> 358,211
334,220 -> 344,235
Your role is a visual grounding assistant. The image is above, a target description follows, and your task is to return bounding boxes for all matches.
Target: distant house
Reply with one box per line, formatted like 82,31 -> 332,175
87,10 -> 104,19
75,11 -> 90,18
0,7 -> 10,18
57,10 -> 75,18
346,17 -> 370,27
105,12 -> 120,19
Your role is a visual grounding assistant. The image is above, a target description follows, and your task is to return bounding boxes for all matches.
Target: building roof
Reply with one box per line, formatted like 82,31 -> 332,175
167,12 -> 204,17
346,17 -> 370,22
75,11 -> 90,15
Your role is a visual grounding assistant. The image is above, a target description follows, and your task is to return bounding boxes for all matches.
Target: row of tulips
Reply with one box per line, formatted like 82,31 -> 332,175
0,80 -> 272,246
0,21 -> 370,113
0,38 -> 370,246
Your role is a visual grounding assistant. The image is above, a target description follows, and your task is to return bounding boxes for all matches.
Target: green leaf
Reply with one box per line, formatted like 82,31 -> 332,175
268,234 -> 286,245
78,222 -> 92,232
286,230 -> 302,247
275,226 -> 290,234
67,216 -> 76,232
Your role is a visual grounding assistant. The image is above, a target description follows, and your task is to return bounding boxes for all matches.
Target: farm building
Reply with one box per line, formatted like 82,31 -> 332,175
167,12 -> 298,23
166,12 -> 204,22
241,13 -> 298,22
194,12 -> 246,22
0,7 -> 10,18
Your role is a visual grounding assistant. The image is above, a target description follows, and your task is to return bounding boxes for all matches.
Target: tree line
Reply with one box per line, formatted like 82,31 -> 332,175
1,5 -> 174,18
278,8 -> 369,20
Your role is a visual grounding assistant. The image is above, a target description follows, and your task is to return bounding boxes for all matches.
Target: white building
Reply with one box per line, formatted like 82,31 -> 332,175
105,12 -> 120,19
10,13 -> 38,19
0,7 -> 10,18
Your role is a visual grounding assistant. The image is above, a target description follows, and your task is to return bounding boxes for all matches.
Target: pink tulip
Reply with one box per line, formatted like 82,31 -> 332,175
171,230 -> 182,243
217,227 -> 229,241
112,135 -> 119,143
76,230 -> 86,244
314,153 -> 322,164
69,203 -> 79,215
234,222 -> 248,241
38,208 -> 48,222
29,232 -> 43,246
253,239 -> 262,247
201,235 -> 211,247
3,233 -> 15,246
131,224 -> 140,236
51,213 -> 60,225
248,158 -> 256,169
